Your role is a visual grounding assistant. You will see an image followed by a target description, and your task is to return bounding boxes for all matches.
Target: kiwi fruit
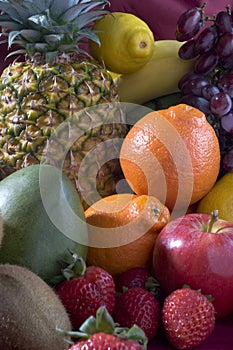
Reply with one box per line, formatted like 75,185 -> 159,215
0,264 -> 72,350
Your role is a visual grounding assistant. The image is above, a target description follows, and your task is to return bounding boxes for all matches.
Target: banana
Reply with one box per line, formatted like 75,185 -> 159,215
152,39 -> 184,60
116,40 -> 196,105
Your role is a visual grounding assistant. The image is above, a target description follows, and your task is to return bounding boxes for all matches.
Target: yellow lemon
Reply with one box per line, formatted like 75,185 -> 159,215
89,12 -> 154,74
197,172 -> 233,223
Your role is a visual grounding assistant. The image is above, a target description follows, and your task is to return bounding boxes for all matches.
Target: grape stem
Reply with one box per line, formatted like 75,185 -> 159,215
226,4 -> 232,15
204,4 -> 232,22
199,2 -> 207,26
204,16 -> 216,22
200,2 -> 207,15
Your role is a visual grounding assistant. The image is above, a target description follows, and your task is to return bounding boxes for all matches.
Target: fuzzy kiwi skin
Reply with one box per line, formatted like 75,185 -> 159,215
0,264 -> 72,350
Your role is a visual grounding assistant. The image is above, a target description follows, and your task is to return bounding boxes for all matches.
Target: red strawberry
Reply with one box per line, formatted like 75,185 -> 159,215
114,267 -> 151,292
70,332 -> 144,350
57,305 -> 147,350
114,267 -> 162,302
113,287 -> 160,341
55,254 -> 115,330
162,287 -> 216,350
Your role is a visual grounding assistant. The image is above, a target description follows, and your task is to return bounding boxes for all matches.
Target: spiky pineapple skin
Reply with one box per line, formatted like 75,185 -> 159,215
0,58 -> 128,209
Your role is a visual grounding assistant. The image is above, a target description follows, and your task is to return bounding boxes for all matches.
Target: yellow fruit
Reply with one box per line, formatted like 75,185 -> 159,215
197,172 -> 233,223
151,40 -> 185,60
108,40 -> 185,85
116,40 -> 196,104
89,12 -> 154,74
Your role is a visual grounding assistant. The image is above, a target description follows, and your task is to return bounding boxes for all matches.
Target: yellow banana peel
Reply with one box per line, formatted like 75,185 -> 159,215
116,40 -> 196,105
152,39 -> 184,59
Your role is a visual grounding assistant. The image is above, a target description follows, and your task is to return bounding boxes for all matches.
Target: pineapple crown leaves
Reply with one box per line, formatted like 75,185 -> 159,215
0,0 -> 110,62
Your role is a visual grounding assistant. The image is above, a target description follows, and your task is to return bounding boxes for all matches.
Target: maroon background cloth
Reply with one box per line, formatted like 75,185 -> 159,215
107,0 -> 233,39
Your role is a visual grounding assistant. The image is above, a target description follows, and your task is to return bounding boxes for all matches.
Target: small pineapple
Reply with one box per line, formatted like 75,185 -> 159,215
0,0 -> 128,209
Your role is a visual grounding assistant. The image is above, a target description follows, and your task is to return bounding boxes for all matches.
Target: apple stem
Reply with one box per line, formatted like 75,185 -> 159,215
207,210 -> 219,232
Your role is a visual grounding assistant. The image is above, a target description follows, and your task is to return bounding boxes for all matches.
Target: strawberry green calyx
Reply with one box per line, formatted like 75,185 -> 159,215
115,325 -> 148,349
51,251 -> 86,285
182,284 -> 215,303
62,253 -> 86,280
144,276 -> 161,298
80,305 -> 115,335
57,306 -> 148,349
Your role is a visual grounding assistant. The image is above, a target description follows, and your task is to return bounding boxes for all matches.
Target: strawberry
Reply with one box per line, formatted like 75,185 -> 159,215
69,332 -> 144,350
162,287 -> 216,350
114,267 -> 151,292
113,287 -> 160,341
55,253 -> 115,330
114,267 -> 162,302
57,305 -> 148,350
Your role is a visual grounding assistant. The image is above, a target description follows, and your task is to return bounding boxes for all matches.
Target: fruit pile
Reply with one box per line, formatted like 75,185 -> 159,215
53,258 -> 216,350
175,2 -> 233,172
0,1 -> 233,350
1,151 -> 233,350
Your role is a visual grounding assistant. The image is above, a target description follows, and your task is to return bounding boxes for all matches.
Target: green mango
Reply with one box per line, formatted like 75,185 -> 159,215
0,164 -> 88,284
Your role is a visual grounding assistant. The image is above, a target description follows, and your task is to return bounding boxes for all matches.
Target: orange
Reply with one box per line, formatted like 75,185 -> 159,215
85,193 -> 170,275
120,104 -> 220,214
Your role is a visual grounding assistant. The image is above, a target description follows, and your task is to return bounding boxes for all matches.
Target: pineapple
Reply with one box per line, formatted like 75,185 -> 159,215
0,0 -> 128,209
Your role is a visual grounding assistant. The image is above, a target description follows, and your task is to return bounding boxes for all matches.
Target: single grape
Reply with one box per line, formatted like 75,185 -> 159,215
181,77 -> 209,96
222,147 -> 233,172
202,84 -> 220,100
210,91 -> 232,115
178,39 -> 198,60
176,26 -> 202,42
216,32 -> 233,58
195,26 -> 218,54
175,7 -> 203,41
194,50 -> 219,74
221,111 -> 233,133
218,74 -> 233,98
178,71 -> 202,90
215,10 -> 233,36
181,94 -> 210,114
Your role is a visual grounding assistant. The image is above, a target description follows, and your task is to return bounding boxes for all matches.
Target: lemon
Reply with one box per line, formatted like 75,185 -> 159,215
197,172 -> 233,223
89,12 -> 154,74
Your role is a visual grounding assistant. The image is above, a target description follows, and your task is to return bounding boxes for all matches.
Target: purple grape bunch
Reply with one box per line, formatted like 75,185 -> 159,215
176,2 -> 233,173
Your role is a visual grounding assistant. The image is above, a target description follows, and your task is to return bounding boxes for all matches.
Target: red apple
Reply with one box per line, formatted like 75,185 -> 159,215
152,211 -> 233,319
